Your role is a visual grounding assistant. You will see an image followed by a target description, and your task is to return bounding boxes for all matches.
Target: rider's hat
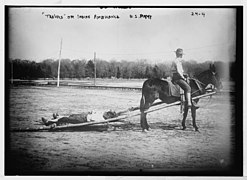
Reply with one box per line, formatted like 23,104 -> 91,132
175,48 -> 185,55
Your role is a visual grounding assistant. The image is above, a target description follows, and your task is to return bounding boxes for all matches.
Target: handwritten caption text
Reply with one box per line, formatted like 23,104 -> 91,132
42,12 -> 152,20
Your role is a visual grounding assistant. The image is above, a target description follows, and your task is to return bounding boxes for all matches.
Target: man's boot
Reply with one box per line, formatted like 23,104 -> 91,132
186,93 -> 199,109
185,93 -> 192,108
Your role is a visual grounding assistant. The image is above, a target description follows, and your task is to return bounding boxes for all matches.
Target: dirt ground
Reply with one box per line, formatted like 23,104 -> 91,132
6,84 -> 240,175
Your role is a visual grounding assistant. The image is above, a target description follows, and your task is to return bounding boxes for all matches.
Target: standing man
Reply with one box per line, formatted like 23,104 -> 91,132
171,48 -> 197,108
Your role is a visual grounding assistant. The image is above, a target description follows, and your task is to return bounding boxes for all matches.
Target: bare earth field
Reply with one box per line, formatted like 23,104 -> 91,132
6,81 -> 240,175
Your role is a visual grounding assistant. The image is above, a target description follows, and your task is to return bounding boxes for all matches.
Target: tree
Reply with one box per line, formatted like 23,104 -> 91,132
9,58 -> 229,81
60,59 -> 72,78
40,59 -> 55,78
145,66 -> 151,78
86,60 -> 95,78
116,67 -> 121,79
109,60 -> 117,78
78,59 -> 87,78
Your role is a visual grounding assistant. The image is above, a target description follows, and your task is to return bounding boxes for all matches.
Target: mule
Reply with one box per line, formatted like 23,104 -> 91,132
140,64 -> 222,132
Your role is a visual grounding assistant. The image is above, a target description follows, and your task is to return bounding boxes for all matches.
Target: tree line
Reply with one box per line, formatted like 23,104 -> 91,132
7,58 -> 233,80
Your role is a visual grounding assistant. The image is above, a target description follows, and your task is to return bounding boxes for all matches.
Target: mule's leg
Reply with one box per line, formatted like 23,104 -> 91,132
140,101 -> 153,131
181,105 -> 189,130
140,111 -> 146,131
140,94 -> 147,131
140,95 -> 151,132
191,106 -> 199,131
140,111 -> 149,131
140,96 -> 154,132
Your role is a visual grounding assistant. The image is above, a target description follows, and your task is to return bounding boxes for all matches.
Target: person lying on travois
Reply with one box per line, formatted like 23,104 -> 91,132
41,110 -> 118,126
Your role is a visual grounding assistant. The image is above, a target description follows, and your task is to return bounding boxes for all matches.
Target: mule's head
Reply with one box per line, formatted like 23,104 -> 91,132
207,64 -> 223,91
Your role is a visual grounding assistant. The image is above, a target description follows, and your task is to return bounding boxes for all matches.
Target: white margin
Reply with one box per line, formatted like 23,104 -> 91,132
1,0 -> 246,180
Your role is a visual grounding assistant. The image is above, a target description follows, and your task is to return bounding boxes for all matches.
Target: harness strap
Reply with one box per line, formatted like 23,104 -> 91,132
189,78 -> 205,94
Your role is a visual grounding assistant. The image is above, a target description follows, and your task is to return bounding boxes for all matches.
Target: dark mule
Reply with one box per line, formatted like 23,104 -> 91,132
140,64 -> 222,132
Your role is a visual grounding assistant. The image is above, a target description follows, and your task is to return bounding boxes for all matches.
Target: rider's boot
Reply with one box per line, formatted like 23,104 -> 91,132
186,93 -> 199,109
185,93 -> 199,109
185,92 -> 192,108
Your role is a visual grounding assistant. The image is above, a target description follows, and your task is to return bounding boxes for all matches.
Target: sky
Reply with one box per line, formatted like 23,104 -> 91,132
8,7 -> 236,63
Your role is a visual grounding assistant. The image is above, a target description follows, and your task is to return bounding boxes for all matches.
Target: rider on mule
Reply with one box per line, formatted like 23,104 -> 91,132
171,48 -> 198,109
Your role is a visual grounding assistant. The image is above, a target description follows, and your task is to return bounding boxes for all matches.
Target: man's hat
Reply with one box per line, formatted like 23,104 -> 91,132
175,48 -> 185,55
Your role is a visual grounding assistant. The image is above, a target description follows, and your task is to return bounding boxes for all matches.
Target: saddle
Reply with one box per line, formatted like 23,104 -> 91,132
166,78 -> 202,97
166,80 -> 181,97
